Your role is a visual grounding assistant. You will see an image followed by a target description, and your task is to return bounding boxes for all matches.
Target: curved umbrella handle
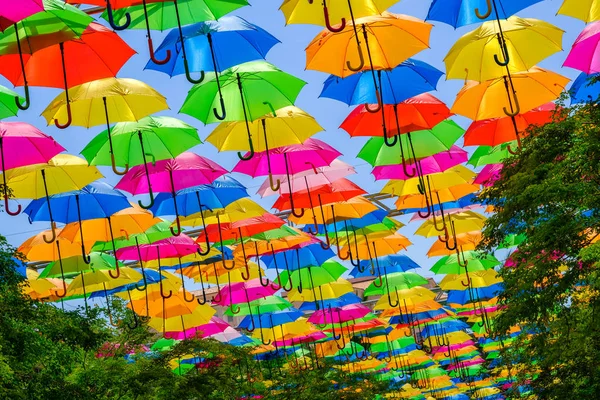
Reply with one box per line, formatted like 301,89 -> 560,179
417,194 -> 432,219
54,280 -> 68,298
148,38 -> 171,65
54,100 -> 72,129
43,222 -> 57,244
110,153 -> 129,176
184,57 -> 204,84
236,73 -> 255,161
81,244 -> 91,264
15,83 -> 30,111
269,172 -> 281,192
494,35 -> 510,67
106,0 -> 131,30
170,216 -> 181,236
138,188 -> 155,209
3,195 -> 21,216
346,44 -> 364,72
237,133 -> 255,161
383,123 -> 397,148
475,0 -> 492,19
503,91 -> 521,117
323,4 -> 346,33
365,90 -> 382,113
213,96 -> 226,120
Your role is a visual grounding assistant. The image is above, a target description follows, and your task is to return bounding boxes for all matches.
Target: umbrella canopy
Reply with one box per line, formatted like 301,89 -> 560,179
430,252 -> 501,275
570,72 -> 600,104
289,196 -> 378,225
564,21 -> 600,74
558,0 -> 600,23
372,146 -> 468,180
0,85 -> 24,118
451,67 -> 570,121
426,0 -> 543,28
0,0 -> 44,30
415,211 -> 487,238
280,0 -> 399,27
272,179 -> 366,211
19,229 -> 92,262
382,165 -> 476,197
364,272 -> 429,296
40,252 -> 116,278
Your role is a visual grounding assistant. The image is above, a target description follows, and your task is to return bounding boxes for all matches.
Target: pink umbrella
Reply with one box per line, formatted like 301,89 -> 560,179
165,316 -> 230,339
116,234 -> 199,261
564,22 -> 600,74
115,152 -> 227,234
257,159 -> 355,197
0,122 -> 65,215
372,146 -> 468,180
474,163 -> 503,187
234,138 -> 341,217
209,326 -> 245,343
213,278 -> 278,311
0,0 -> 44,31
307,303 -> 371,325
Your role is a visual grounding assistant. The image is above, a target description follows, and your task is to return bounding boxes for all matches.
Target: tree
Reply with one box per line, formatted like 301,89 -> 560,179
478,95 -> 600,399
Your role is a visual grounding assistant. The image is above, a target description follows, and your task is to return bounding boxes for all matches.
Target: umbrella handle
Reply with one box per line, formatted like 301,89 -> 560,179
170,216 -> 181,236
444,219 -> 458,251
43,221 -> 57,244
417,192 -> 432,219
54,99 -> 72,129
323,3 -> 346,33
346,44 -> 364,71
106,0 -> 131,30
3,195 -> 21,216
81,244 -> 91,265
183,57 -> 205,84
148,38 -> 171,65
365,90 -> 382,113
213,96 -> 226,120
15,83 -> 30,111
494,35 -> 510,67
474,0 -> 492,19
111,153 -> 130,176
196,196 -> 212,255
237,132 -> 254,161
507,142 -> 521,155
383,124 -> 397,148
268,172 -> 281,192
503,92 -> 521,117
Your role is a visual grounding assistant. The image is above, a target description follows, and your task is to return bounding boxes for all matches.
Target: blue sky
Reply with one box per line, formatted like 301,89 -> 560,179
0,0 -> 587,284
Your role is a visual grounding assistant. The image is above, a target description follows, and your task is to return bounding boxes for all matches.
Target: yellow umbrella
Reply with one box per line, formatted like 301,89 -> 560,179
208,106 -> 322,152
445,17 -> 564,82
147,304 -> 216,334
451,67 -> 570,121
41,77 -> 169,128
395,184 -> 480,211
3,154 -> 103,242
144,245 -> 223,268
180,198 -> 267,227
289,196 -> 377,225
375,287 -> 438,311
287,280 -> 354,302
338,233 -> 411,261
66,267 -> 143,297
415,211 -> 487,238
439,270 -> 502,290
22,270 -> 63,301
128,291 -> 210,319
427,231 -> 482,257
558,0 -> 600,23
280,0 -> 399,28
382,166 -> 476,197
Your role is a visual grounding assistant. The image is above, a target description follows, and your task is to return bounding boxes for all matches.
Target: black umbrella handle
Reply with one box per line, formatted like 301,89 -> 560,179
54,43 -> 72,129
75,195 -> 91,264
106,0 -> 131,30
207,33 -> 226,120
173,0 -> 203,84
53,241 -> 68,298
236,74 -> 255,161
41,170 -> 57,244
107,217 -> 121,279
137,132 -> 155,209
13,24 -> 30,110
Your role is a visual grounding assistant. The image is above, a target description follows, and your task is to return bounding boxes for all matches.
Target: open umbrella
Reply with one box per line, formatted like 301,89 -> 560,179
0,85 -> 23,119
0,122 -> 64,215
39,252 -> 117,279
0,0 -> 44,31
564,22 -> 600,75
558,0 -> 600,24
426,0 -> 543,28
3,154 -> 102,243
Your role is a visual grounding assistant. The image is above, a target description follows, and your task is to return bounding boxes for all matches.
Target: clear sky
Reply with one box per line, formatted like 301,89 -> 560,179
0,0 -> 587,283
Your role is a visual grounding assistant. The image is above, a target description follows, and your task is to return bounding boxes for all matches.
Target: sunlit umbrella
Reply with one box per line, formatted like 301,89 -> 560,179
564,22 -> 600,74
426,0 -> 543,28
558,0 -> 600,24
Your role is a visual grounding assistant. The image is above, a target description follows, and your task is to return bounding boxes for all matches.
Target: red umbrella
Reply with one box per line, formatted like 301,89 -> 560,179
196,213 -> 285,243
0,23 -> 135,128
272,178 -> 366,211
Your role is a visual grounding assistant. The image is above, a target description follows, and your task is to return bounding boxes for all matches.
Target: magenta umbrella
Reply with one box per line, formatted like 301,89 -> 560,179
213,278 -> 278,313
164,316 -> 230,340
257,159 -> 356,197
0,0 -> 44,31
116,234 -> 199,261
372,146 -> 468,181
564,22 -> 600,74
0,122 -> 65,215
233,138 -> 341,217
308,303 -> 370,325
115,152 -> 227,234
474,163 -> 503,187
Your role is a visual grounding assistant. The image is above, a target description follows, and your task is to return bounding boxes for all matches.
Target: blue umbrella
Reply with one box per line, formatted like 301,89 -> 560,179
301,209 -> 389,235
400,194 -> 479,215
297,292 -> 361,312
426,0 -> 542,28
446,283 -> 504,305
421,320 -> 470,339
24,182 -> 130,263
570,72 -> 600,104
147,16 -> 279,117
350,255 -> 420,278
260,243 -> 335,271
320,59 -> 443,106
238,309 -> 303,331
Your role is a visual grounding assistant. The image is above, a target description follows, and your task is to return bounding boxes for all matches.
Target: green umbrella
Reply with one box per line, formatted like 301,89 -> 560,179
0,85 -> 23,119
412,366 -> 449,380
106,0 -> 248,79
39,252 -> 116,279
80,116 -> 201,176
430,251 -> 500,275
180,60 -> 306,160
330,218 -> 403,240
370,337 -> 416,353
449,364 -> 485,378
0,0 -> 93,110
357,120 -> 464,167
364,272 -> 429,296
91,220 -> 174,252
278,260 -> 346,289
151,337 -> 178,351
467,144 -> 511,167
224,296 -> 292,317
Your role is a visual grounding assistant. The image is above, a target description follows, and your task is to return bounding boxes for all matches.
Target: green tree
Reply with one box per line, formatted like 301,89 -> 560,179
478,96 -> 600,399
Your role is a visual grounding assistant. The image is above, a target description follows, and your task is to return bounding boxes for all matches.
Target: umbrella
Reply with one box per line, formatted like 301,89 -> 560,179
570,72 -> 600,104
272,179 -> 366,211
468,144 -> 510,167
558,0 -> 600,24
396,189 -> 479,212
428,231 -> 482,257
0,121 -> 64,215
91,219 -> 174,252
147,15 -> 279,93
430,252 -> 500,275
105,0 -> 248,67
444,17 -> 563,82
277,260 -> 346,291
0,85 -> 24,119
351,254 -> 419,278
42,77 -> 169,136
289,196 -> 378,226
382,165 -> 477,197
0,0 -> 93,109
564,22 -> 600,74
180,60 -> 306,160
0,0 -> 44,31
364,272 -> 428,297
306,13 -> 432,111
213,278 -> 278,312
24,181 -> 130,262
426,0 -> 543,28
451,67 -> 570,121
1,23 -> 135,129
261,243 -> 335,271
439,270 -> 502,291
39,252 -> 116,279
115,152 -> 227,225
2,154 -> 102,242
474,164 -> 503,187
81,116 -> 200,177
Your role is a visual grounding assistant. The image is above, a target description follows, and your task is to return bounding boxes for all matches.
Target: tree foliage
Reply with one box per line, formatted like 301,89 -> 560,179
478,96 -> 600,399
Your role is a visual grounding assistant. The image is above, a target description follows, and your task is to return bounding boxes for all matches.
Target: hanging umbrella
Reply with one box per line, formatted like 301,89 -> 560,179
207,106 -> 323,164
0,23 -> 135,129
564,21 -> 600,74
24,181 -> 130,262
415,211 -> 487,238
115,152 -> 226,223
106,0 -> 248,67
147,15 -> 279,94
439,270 -> 502,291
451,67 -> 570,121
430,252 -> 500,275
0,0 -> 93,109
0,121 -> 64,215
382,165 -> 477,197
0,0 -> 45,31
81,116 -> 200,177
557,0 -> 600,24
427,231 -> 482,257
116,233 -> 199,262
289,196 -> 378,226
41,77 -> 169,133
569,72 -> 600,104
426,0 -> 543,28
272,179 -> 366,211
351,254 -> 419,278
261,243 -> 335,271
19,228 -> 88,262
277,260 -> 346,290
474,164 -> 503,187
213,278 -> 278,311
364,272 -> 429,297
39,252 -> 117,278
306,13 -> 432,110
468,144 -> 511,167
198,213 -> 285,244
91,219 -> 174,252
0,85 -> 24,118
444,17 -> 563,82
463,103 -> 557,146
2,154 -> 102,243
